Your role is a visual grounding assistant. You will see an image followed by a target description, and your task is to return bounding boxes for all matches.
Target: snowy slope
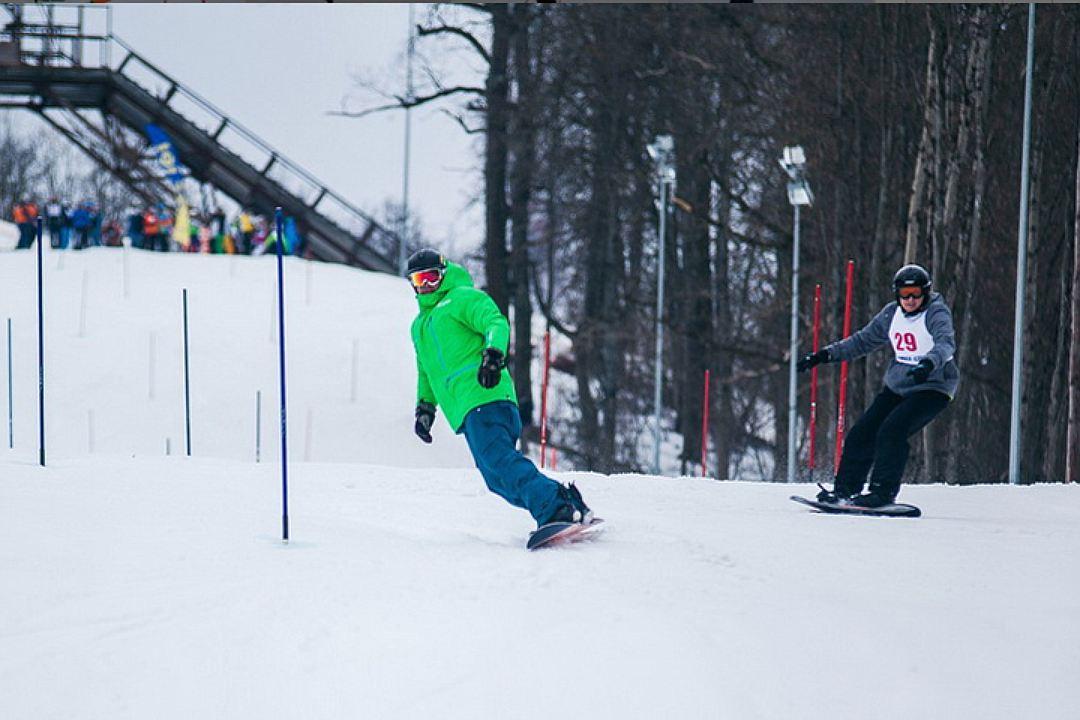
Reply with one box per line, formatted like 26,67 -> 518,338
1,246 -> 1079,720
0,245 -> 474,467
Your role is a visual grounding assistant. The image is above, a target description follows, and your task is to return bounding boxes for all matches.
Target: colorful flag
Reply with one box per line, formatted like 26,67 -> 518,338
145,124 -> 187,188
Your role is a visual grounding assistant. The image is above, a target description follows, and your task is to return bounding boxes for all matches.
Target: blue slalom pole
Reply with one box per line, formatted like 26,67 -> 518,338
255,389 -> 262,464
275,208 -> 290,543
36,217 -> 44,467
7,317 -> 12,449
182,288 -> 191,456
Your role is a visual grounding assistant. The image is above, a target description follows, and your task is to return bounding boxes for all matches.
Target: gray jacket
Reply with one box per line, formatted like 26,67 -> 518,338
825,292 -> 959,399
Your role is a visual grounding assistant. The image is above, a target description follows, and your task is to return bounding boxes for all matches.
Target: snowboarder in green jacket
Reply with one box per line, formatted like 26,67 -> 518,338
406,249 -> 592,528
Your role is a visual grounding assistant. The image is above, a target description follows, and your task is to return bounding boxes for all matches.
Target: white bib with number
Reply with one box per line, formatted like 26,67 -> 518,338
889,308 -> 934,366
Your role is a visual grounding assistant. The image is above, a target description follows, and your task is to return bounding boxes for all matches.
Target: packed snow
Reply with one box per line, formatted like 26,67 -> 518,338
2,245 -> 1078,719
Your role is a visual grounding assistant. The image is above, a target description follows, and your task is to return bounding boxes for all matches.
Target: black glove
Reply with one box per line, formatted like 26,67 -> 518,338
478,347 -> 506,389
414,402 -> 436,444
796,349 -> 830,373
907,358 -> 934,384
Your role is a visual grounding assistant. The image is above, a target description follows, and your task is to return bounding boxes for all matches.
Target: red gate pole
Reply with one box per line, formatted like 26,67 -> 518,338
701,369 -> 710,477
539,330 -> 551,468
834,261 -> 855,476
809,285 -> 822,475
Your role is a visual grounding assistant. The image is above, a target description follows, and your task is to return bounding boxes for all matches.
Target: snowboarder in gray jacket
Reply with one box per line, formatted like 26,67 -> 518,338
797,264 -> 957,507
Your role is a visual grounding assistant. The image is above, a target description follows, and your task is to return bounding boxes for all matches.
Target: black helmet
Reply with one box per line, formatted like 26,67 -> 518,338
893,264 -> 931,314
893,264 -> 931,294
405,248 -> 446,277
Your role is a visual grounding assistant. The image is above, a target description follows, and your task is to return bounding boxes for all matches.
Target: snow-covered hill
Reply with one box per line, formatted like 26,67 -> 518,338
1,246 -> 1078,719
0,245 -> 474,467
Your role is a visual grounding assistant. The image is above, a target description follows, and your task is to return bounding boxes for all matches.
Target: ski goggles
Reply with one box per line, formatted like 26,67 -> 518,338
897,286 -> 924,299
408,268 -> 444,290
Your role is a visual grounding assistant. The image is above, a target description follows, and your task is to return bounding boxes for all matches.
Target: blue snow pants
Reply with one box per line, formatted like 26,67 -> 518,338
460,401 -> 562,524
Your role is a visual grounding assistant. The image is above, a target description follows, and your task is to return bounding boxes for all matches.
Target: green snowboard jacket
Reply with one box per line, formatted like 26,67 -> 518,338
410,262 -> 516,432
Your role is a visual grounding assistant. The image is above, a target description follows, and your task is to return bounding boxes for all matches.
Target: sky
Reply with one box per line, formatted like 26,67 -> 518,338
26,3 -> 486,256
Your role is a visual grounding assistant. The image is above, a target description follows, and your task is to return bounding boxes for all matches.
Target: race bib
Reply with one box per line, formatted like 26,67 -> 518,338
888,309 -> 934,366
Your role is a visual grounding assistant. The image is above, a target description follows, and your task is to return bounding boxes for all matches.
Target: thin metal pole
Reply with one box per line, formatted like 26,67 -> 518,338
1009,4 -> 1036,486
7,318 -> 12,449
701,369 -> 710,477
305,260 -> 312,306
835,261 -> 855,476
653,178 -> 668,475
350,338 -> 359,403
148,332 -> 156,400
399,3 -> 415,275
304,406 -> 313,462
786,205 -> 800,483
76,5 -> 83,65
256,390 -> 262,463
540,330 -> 551,468
182,288 -> 191,456
105,4 -> 112,67
36,217 -> 45,467
275,208 -> 290,542
78,268 -> 88,338
809,284 -> 822,474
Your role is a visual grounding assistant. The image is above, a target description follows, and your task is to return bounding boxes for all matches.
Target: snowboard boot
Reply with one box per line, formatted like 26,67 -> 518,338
538,482 -> 593,527
815,483 -> 855,505
850,490 -> 896,509
565,482 -> 593,524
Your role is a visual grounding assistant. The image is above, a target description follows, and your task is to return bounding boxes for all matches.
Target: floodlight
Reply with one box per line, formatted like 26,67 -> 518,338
647,135 -> 675,173
779,145 -> 808,180
783,146 -> 805,168
787,180 -> 813,207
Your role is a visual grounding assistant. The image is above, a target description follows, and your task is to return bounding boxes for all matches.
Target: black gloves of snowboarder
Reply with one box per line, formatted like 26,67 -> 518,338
907,358 -> 934,384
414,402 -> 436,444
796,349 -> 830,373
478,347 -> 506,389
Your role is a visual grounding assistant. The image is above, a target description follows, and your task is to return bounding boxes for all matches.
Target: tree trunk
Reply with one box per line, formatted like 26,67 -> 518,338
904,10 -> 941,264
1020,28 -> 1063,482
865,6 -> 900,413
1044,254 -> 1070,481
712,174 -> 734,480
509,4 -> 536,430
945,12 -> 993,484
572,11 -> 625,473
941,7 -> 986,277
922,9 -> 948,482
671,56 -> 715,470
484,5 -> 512,315
1067,99 -> 1080,484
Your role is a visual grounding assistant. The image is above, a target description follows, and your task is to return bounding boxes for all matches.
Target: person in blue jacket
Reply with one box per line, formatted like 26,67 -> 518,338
70,202 -> 92,250
797,264 -> 958,507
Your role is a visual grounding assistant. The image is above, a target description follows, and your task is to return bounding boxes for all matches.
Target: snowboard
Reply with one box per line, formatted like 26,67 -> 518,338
527,517 -> 605,551
790,495 -> 921,518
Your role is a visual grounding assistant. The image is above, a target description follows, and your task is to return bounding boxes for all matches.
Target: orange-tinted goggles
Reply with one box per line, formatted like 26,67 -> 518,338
409,268 -> 444,289
897,286 -> 924,299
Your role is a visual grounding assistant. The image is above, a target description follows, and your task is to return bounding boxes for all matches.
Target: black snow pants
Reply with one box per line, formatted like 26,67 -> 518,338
834,387 -> 950,499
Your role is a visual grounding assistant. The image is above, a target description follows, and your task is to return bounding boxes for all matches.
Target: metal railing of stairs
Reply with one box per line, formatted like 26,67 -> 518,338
0,8 -> 406,273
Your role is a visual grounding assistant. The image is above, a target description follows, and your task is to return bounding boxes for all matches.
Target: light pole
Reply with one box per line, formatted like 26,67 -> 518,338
399,4 -> 416,275
1009,4 -> 1036,486
779,146 -> 813,484
647,135 -> 675,475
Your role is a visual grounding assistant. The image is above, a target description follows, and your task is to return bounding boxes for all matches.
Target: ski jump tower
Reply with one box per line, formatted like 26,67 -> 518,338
0,5 -> 401,272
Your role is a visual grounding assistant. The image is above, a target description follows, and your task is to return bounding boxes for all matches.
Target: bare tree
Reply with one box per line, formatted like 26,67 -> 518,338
1067,98 -> 1080,484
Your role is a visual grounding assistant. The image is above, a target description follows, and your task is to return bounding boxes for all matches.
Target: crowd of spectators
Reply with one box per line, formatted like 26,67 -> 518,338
8,198 -> 304,256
